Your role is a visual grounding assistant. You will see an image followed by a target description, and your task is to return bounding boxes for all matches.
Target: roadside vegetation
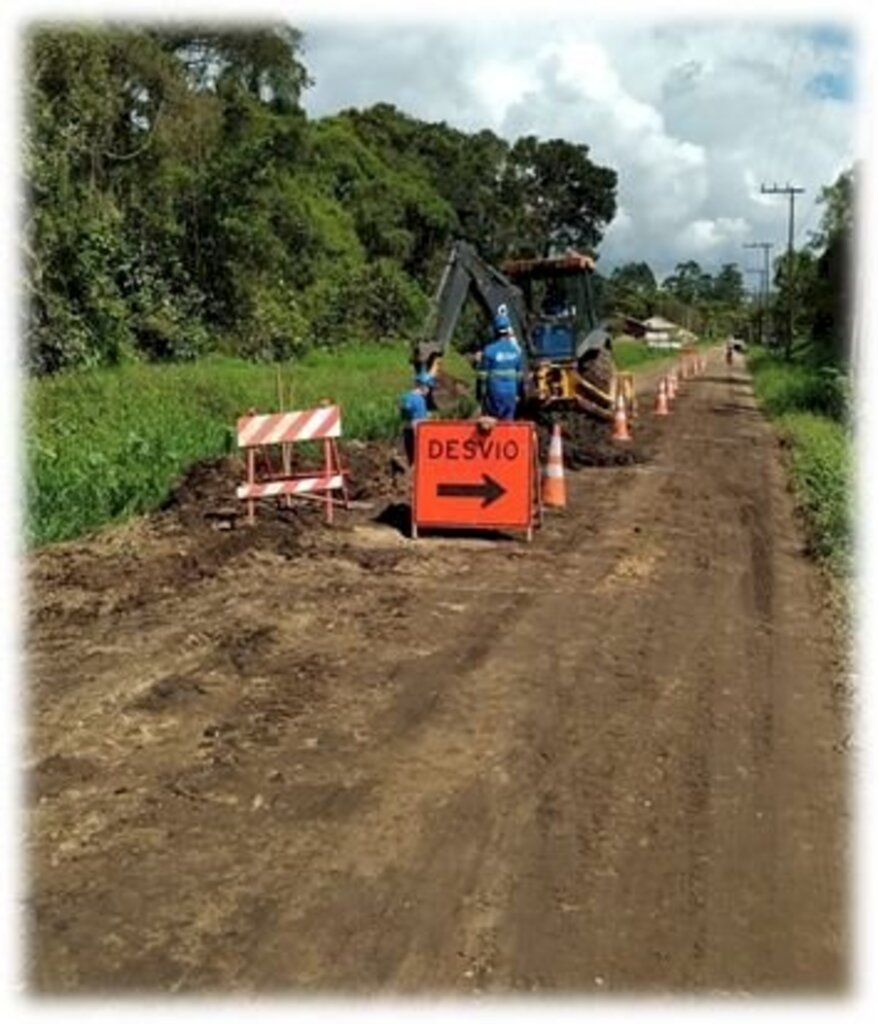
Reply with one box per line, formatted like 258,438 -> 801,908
748,345 -> 852,574
612,337 -> 679,371
745,168 -> 855,577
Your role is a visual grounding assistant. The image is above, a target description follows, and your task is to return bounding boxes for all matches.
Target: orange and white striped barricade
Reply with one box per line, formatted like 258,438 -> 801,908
236,404 -> 350,525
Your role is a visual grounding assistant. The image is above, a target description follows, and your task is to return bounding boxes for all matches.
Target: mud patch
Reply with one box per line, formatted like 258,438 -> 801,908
129,674 -> 209,713
217,625 -> 279,675
269,780 -> 375,822
339,547 -> 406,574
31,753 -> 99,800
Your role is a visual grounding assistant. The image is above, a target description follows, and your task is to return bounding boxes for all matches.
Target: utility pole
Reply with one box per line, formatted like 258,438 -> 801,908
761,184 -> 804,359
743,241 -> 773,346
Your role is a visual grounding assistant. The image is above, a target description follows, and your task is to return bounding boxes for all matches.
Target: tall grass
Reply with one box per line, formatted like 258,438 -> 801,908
612,337 -> 676,370
748,346 -> 851,423
26,344 -> 474,546
747,345 -> 852,573
775,413 -> 852,572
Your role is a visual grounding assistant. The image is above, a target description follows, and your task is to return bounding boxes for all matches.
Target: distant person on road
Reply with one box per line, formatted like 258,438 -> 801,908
726,339 -> 734,367
398,370 -> 436,466
477,312 -> 524,421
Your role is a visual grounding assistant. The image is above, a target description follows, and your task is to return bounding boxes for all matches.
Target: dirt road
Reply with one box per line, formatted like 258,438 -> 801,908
25,352 -> 849,994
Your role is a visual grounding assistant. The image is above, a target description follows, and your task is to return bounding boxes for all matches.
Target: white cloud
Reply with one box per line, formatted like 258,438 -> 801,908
678,216 -> 751,253
299,18 -> 858,282
468,60 -> 540,125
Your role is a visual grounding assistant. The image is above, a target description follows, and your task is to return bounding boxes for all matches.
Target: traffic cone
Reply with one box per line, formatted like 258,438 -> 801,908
541,422 -> 567,508
654,377 -> 669,416
611,391 -> 632,442
667,369 -> 678,401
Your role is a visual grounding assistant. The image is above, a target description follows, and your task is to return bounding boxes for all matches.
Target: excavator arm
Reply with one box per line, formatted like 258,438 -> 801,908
413,241 -> 529,373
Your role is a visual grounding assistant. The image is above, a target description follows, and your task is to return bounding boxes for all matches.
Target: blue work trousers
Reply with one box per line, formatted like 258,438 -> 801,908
483,390 -> 518,420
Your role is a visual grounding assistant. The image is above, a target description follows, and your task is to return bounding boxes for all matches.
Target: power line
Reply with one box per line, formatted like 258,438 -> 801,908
761,183 -> 805,358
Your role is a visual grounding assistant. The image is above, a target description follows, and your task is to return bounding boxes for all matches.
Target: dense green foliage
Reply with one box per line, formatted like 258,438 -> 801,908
763,166 -> 856,363
599,258 -> 748,338
748,345 -> 852,573
24,25 -> 618,376
26,344 -> 475,545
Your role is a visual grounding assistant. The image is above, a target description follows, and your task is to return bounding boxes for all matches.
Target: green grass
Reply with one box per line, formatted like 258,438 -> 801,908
26,343 -> 475,546
612,336 -> 678,370
747,345 -> 852,574
748,345 -> 851,423
775,413 -> 852,572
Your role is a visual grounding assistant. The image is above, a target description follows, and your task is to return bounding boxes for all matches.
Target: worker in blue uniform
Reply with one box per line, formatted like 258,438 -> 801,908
398,370 -> 436,465
477,312 -> 523,420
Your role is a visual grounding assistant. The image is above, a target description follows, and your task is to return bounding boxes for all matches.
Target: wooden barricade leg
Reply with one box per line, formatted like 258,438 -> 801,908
331,438 -> 350,509
282,443 -> 292,508
323,437 -> 333,525
246,448 -> 256,525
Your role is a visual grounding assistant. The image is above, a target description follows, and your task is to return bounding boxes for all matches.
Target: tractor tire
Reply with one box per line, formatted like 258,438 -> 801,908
579,346 -> 615,397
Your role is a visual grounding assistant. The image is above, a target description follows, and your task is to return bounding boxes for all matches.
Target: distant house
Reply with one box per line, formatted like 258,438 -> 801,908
643,315 -> 681,349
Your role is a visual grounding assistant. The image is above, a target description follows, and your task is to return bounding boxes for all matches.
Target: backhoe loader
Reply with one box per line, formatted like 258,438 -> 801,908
412,240 -> 616,421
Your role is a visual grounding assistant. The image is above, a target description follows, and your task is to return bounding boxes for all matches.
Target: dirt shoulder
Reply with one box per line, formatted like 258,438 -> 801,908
24,351 -> 848,994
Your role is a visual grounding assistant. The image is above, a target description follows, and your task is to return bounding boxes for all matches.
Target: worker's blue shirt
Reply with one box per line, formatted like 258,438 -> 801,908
399,389 -> 428,426
481,337 -> 523,398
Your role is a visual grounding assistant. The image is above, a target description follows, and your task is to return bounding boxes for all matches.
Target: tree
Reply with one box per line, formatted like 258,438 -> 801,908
23,24 -> 623,372
661,260 -> 713,305
711,263 -> 744,306
604,261 -> 657,319
499,136 -> 617,257
808,165 -> 855,364
772,249 -> 819,343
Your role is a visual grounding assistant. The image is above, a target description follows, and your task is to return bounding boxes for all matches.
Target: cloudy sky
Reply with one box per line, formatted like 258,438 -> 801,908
297,17 -> 857,284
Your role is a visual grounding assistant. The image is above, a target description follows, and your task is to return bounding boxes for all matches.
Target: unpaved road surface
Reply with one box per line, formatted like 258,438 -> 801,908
25,352 -> 849,994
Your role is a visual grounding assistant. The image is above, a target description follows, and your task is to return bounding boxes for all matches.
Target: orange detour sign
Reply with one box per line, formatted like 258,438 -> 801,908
412,420 -> 539,539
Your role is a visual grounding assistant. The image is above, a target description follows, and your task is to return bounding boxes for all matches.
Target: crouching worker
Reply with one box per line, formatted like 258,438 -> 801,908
398,370 -> 436,466
477,313 -> 523,421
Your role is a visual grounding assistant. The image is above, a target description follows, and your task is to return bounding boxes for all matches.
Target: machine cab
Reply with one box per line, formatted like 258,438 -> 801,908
501,251 -> 600,364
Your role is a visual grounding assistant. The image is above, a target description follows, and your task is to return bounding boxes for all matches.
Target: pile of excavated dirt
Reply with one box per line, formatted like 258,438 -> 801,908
432,369 -> 474,411
534,408 -> 650,469
160,438 -> 406,531
156,404 -> 647,541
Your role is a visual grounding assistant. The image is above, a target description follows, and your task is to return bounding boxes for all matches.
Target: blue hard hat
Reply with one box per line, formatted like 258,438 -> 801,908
415,371 -> 436,388
493,312 -> 512,333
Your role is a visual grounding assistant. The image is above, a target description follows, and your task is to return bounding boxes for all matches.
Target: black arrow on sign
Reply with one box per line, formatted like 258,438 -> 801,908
436,474 -> 506,508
